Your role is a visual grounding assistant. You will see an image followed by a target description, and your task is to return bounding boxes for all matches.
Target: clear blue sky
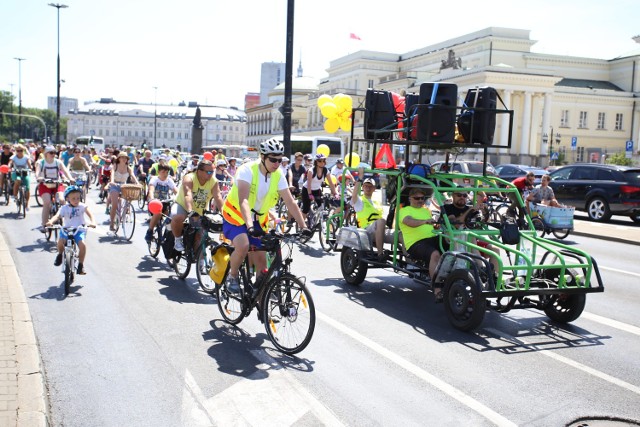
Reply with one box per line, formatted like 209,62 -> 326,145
1,0 -> 638,110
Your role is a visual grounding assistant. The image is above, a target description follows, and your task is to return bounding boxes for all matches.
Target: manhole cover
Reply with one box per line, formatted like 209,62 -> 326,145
567,417 -> 640,427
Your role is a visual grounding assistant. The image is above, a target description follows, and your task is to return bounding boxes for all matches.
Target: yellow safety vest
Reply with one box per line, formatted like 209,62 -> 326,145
175,172 -> 217,215
356,197 -> 383,228
222,161 -> 281,230
398,205 -> 436,250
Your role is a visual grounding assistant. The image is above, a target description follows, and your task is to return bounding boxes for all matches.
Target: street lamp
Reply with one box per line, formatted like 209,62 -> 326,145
153,86 -> 158,149
14,58 -> 25,139
49,3 -> 68,145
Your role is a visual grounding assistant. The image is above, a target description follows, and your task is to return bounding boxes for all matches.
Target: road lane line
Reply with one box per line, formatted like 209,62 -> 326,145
582,312 -> 640,337
600,265 -> 640,278
486,328 -> 640,396
318,312 -> 517,427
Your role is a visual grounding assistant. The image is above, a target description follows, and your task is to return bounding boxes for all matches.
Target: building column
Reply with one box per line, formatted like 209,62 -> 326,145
500,90 -> 512,154
520,91 -> 532,155
540,93 -> 552,156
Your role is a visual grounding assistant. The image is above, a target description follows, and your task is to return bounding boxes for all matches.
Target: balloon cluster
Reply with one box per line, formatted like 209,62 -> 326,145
318,93 -> 353,133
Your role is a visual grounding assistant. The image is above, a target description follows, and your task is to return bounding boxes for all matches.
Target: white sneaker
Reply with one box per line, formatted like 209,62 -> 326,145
36,225 -> 46,234
174,237 -> 185,252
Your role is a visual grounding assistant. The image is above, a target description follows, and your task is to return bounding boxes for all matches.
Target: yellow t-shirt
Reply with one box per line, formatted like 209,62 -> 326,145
175,172 -> 218,215
398,205 -> 436,250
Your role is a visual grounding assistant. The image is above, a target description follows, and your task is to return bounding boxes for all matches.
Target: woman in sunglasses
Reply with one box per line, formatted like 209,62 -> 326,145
108,152 -> 139,232
398,187 -> 443,301
301,153 -> 338,219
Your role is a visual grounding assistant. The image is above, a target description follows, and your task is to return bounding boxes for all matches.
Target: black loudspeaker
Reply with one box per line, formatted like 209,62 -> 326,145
364,90 -> 396,140
403,93 -> 420,139
457,87 -> 497,145
416,83 -> 458,142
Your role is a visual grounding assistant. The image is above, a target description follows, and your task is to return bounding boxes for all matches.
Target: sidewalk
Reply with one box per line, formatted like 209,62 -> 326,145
0,231 -> 47,427
0,213 -> 637,427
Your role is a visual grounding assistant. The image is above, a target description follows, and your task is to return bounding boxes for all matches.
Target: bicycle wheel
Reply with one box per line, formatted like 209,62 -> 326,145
120,202 -> 136,241
262,274 -> 316,354
531,217 -> 546,238
137,185 -> 146,210
20,189 -> 27,218
2,180 -> 10,205
216,278 -> 245,325
64,250 -> 73,296
319,214 -> 339,252
276,199 -> 292,233
174,252 -> 191,279
552,228 -> 571,240
299,208 -> 316,244
34,185 -> 42,207
195,243 -> 217,294
148,226 -> 161,258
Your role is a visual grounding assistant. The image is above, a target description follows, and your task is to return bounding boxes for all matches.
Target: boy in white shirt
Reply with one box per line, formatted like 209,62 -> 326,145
145,164 -> 178,242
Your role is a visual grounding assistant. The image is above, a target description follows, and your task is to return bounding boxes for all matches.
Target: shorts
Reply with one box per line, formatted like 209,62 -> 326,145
364,221 -> 394,246
222,219 -> 263,249
171,203 -> 189,217
109,183 -> 125,194
60,228 -> 86,242
11,172 -> 31,188
38,182 -> 64,197
407,236 -> 441,263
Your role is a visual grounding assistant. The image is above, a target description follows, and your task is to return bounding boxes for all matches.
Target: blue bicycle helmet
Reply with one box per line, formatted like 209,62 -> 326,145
64,185 -> 82,199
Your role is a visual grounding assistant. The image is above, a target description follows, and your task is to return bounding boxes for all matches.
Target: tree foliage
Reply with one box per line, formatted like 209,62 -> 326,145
605,152 -> 634,166
0,90 -> 67,143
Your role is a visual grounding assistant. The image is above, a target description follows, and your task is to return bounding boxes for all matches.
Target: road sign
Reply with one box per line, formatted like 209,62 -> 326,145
90,129 -> 95,136
551,152 -> 559,160
626,140 -> 634,159
571,136 -> 577,151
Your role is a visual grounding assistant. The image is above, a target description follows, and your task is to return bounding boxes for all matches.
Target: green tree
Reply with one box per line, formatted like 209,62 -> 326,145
0,90 -> 16,141
0,92 -> 67,143
605,152 -> 634,166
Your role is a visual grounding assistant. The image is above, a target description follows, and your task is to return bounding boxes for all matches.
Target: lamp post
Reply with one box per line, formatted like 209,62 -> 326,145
542,128 -> 561,166
13,58 -> 25,140
48,3 -> 68,145
153,86 -> 158,149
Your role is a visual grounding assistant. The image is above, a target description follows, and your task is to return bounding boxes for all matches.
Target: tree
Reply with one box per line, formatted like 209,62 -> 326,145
0,91 -> 67,143
605,152 -> 634,166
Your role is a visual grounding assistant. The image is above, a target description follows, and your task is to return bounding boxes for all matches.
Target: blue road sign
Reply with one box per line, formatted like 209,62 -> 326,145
551,152 -> 559,160
626,140 -> 634,152
571,136 -> 577,150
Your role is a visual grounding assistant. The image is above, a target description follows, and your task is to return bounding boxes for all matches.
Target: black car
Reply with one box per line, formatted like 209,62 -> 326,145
548,163 -> 640,222
494,164 -> 546,185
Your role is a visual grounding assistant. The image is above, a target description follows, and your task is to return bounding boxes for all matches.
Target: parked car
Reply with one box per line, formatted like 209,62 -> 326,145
548,163 -> 640,222
334,162 -> 381,188
494,164 -> 547,185
430,160 -> 496,176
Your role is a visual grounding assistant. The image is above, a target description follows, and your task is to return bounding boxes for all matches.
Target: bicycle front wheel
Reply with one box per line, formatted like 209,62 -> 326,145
64,250 -> 73,296
319,215 -> 339,252
174,252 -> 191,279
262,274 -> 316,355
216,280 -> 245,325
120,202 -> 136,241
195,243 -> 217,294
148,226 -> 161,258
137,185 -> 146,210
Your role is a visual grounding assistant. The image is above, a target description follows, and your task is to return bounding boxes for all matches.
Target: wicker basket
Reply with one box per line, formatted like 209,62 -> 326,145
120,184 -> 142,201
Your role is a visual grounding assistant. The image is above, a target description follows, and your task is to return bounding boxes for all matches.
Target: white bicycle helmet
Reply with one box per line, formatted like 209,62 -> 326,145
259,138 -> 284,155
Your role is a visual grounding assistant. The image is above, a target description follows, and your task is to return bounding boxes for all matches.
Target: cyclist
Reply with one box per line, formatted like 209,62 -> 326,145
184,154 -> 200,174
35,145 -> 75,233
136,150 -> 155,183
171,159 -> 224,251
60,145 -> 74,167
98,157 -> 113,200
46,185 -> 97,275
68,147 -> 91,189
214,159 -> 233,184
108,152 -> 139,232
145,164 -> 178,242
508,171 -> 535,221
221,138 -> 309,294
0,144 -> 12,201
8,144 -> 33,208
149,155 -> 175,178
330,158 -> 354,185
288,152 -> 306,197
301,153 -> 338,220
351,172 -> 392,261
226,157 -> 238,178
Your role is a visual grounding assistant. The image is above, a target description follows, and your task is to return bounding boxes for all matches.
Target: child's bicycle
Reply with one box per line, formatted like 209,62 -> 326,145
47,225 -> 94,297
216,229 -> 316,355
147,199 -> 174,259
13,167 -> 30,219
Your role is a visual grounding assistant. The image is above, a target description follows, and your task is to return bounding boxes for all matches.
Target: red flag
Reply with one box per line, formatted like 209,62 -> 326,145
374,144 -> 397,169
349,33 -> 362,41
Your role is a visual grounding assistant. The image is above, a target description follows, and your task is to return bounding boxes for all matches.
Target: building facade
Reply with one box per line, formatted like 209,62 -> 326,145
246,27 -> 640,166
47,96 -> 78,116
66,99 -> 246,151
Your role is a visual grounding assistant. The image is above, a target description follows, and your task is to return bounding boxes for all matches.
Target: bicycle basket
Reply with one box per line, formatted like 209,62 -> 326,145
201,213 -> 223,232
120,184 -> 142,201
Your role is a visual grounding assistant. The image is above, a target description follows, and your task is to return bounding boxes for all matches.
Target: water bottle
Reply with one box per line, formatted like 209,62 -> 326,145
516,247 -> 530,277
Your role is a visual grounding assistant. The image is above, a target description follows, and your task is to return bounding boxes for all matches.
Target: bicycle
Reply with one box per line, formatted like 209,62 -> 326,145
137,177 -> 148,210
299,192 -> 340,251
48,225 -> 89,297
70,171 -> 89,202
216,230 -> 316,354
13,167 -> 30,219
112,184 -> 140,241
147,199 -> 173,258
40,179 -> 68,242
1,172 -> 11,205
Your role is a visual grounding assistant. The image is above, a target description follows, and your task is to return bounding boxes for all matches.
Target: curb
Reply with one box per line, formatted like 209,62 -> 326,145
0,232 -> 49,427
571,230 -> 640,247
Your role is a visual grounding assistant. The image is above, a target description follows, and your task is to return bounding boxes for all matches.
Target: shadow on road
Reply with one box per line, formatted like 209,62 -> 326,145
28,281 -> 84,301
156,276 -> 216,305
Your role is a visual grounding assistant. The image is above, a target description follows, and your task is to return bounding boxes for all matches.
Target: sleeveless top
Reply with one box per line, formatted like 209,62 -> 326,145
69,157 -> 86,171
39,159 -> 61,180
175,172 -> 217,215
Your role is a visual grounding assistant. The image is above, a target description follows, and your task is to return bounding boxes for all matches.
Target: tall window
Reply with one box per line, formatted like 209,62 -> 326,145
579,111 -> 588,128
560,110 -> 569,127
597,112 -> 605,130
368,79 -> 374,89
615,113 -> 623,131
576,146 -> 585,162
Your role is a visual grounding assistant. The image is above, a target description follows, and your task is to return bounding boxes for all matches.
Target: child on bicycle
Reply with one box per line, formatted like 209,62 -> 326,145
145,164 -> 178,242
46,185 -> 97,275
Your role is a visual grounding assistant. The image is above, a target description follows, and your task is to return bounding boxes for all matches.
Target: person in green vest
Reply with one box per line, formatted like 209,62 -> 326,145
398,187 -> 443,302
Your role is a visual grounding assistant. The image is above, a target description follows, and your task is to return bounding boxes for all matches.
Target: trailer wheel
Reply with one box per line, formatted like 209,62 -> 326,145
443,270 -> 486,331
340,247 -> 368,286
540,268 -> 586,323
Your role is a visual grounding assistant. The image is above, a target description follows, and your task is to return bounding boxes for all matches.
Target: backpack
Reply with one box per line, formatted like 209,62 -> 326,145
161,229 -> 178,260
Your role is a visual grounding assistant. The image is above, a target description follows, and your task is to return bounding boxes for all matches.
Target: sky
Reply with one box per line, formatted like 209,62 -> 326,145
1,0 -> 638,111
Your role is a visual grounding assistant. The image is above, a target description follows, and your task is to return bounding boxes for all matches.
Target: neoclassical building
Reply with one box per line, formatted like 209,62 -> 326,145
66,99 -> 246,151
247,27 -> 639,166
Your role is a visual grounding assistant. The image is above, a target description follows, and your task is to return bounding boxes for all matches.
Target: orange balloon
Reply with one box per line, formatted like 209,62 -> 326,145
0,165 -> 9,174
148,199 -> 164,215
203,152 -> 213,161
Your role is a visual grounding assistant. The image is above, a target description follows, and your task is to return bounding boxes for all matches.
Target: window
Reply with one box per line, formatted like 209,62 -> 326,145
597,169 -> 615,181
576,146 -> 585,162
560,110 -> 569,127
128,130 -> 132,136
571,166 -> 595,180
170,132 -> 174,139
368,79 -> 374,89
164,132 -> 167,138
615,113 -> 623,131
121,130 -> 124,137
597,112 -> 605,130
135,131 -> 138,137
579,111 -> 587,128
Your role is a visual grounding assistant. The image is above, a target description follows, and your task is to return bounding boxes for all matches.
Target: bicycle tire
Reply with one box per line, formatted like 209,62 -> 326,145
319,214 -> 339,252
276,200 -> 292,233
64,250 -> 72,296
34,185 -> 42,207
262,274 -> 316,355
174,252 -> 191,279
147,226 -> 161,258
137,185 -> 146,210
552,228 -> 571,240
2,179 -> 10,206
531,217 -> 546,238
120,202 -> 136,241
299,207 -> 316,244
216,281 -> 245,325
15,191 -> 22,216
21,188 -> 27,218
195,243 -> 217,294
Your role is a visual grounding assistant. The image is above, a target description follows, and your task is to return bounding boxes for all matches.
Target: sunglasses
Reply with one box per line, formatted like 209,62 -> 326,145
411,196 -> 426,201
198,169 -> 214,175
266,157 -> 282,164
74,151 -> 81,153
16,149 -> 24,152
455,193 -> 468,198
317,159 -> 326,163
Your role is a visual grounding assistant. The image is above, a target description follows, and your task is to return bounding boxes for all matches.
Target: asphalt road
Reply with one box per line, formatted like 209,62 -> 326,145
1,192 -> 639,427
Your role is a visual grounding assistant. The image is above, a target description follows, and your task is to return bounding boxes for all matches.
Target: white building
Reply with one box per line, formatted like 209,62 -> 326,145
66,99 -> 246,151
47,96 -> 78,116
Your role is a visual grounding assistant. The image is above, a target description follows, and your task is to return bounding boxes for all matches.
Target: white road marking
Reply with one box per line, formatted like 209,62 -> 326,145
600,265 -> 640,278
181,351 -> 344,427
318,312 -> 517,427
486,328 -> 640,396
582,312 -> 640,337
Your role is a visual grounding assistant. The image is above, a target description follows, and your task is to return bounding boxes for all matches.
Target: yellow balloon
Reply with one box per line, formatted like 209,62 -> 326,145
325,175 -> 337,186
339,118 -> 352,132
340,110 -> 352,120
333,93 -> 345,104
92,155 -> 99,161
344,152 -> 360,168
336,95 -> 353,112
317,144 -> 330,157
324,118 -> 340,133
169,158 -> 179,168
317,94 -> 333,108
320,102 -> 338,119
